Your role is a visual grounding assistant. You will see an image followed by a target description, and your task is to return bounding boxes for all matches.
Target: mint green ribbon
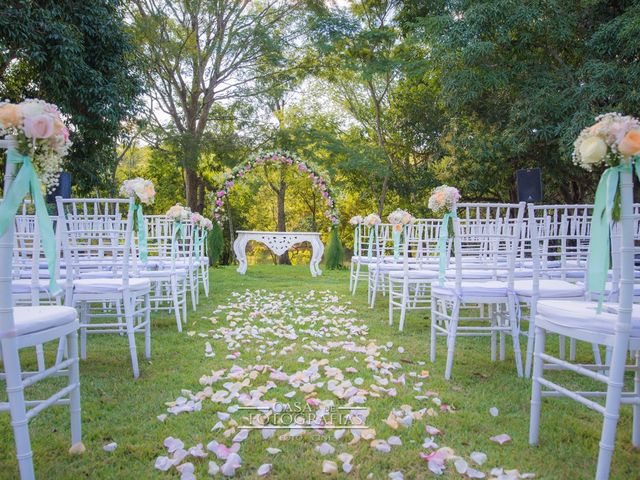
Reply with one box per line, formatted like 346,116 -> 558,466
587,158 -> 640,311
438,212 -> 455,286
171,221 -> 183,259
202,229 -> 209,256
193,227 -> 202,261
0,149 -> 60,294
354,224 -> 361,255
367,226 -> 377,259
392,225 -> 403,260
132,203 -> 148,263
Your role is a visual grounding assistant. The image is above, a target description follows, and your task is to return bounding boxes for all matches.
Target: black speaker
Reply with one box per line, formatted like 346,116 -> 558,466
516,168 -> 542,202
46,171 -> 72,203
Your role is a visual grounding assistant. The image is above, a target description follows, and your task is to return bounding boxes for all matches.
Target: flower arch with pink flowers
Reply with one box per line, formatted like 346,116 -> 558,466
211,151 -> 340,228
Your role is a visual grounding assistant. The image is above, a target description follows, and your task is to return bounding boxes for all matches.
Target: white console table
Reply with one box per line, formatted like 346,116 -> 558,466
233,231 -> 325,276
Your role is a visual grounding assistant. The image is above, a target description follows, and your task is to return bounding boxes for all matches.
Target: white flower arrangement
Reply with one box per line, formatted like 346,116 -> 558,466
363,213 -> 381,226
428,185 -> 461,214
349,215 -> 363,225
387,209 -> 414,225
191,212 -> 213,230
119,177 -> 155,204
0,99 -> 72,192
166,203 -> 192,222
573,112 -> 640,171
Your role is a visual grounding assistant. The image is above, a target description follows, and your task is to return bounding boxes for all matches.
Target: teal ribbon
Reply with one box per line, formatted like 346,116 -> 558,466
0,149 -> 60,294
202,229 -> 209,256
193,227 -> 202,261
367,226 -> 377,259
132,203 -> 148,263
392,225 -> 402,260
437,212 -> 455,286
354,224 -> 361,255
587,158 -> 640,311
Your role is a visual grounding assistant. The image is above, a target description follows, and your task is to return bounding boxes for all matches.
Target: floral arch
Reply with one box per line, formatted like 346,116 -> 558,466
211,151 -> 340,229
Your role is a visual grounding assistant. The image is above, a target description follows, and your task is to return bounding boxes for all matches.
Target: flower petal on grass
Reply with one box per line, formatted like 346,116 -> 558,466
322,460 -> 338,474
470,452 -> 487,466
257,463 -> 272,476
489,407 -> 499,417
316,442 -> 335,456
155,456 -> 173,472
490,434 -> 512,445
103,442 -> 117,452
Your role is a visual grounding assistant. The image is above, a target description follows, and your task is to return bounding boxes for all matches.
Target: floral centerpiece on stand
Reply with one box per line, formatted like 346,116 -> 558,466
0,99 -> 73,293
349,215 -> 363,225
574,113 -> 640,303
166,203 -> 192,222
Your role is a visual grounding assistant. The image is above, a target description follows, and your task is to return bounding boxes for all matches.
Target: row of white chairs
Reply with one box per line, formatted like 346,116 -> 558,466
350,195 -> 640,479
1,193 -> 212,479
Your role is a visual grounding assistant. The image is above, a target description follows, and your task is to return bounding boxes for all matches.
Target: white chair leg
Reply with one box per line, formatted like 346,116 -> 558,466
123,295 -> 140,378
79,302 -> 87,360
399,281 -> 409,332
529,325 -> 546,445
430,298 -> 437,363
595,343 -> 629,479
569,338 -> 577,361
524,301 -> 537,378
182,279 -> 188,324
349,261 -> 354,291
352,263 -> 361,295
67,329 -> 82,445
369,270 -> 379,308
444,299 -> 460,380
144,294 -> 151,360
559,334 -> 566,359
388,281 -> 394,327
633,351 -> 640,448
171,276 -> 182,332
55,336 -> 67,365
189,271 -> 197,311
508,296 -> 523,377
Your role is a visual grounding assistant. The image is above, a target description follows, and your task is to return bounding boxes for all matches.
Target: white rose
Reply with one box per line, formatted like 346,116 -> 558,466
579,136 -> 607,165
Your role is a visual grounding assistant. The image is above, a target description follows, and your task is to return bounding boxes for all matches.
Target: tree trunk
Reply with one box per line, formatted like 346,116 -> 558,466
197,180 -> 205,213
276,169 -> 290,265
185,167 -> 199,211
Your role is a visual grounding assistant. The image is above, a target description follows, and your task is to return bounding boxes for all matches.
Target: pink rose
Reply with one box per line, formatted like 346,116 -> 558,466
24,114 -> 55,139
216,199 -> 223,207
216,191 -> 225,197
61,127 -> 69,142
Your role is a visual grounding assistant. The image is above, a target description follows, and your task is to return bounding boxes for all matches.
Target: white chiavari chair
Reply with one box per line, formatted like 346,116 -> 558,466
0,141 -> 82,480
529,167 -> 639,480
138,215 -> 188,331
351,223 -> 380,295
430,202 -> 526,379
368,223 -> 404,308
57,197 -> 151,378
387,220 -> 441,331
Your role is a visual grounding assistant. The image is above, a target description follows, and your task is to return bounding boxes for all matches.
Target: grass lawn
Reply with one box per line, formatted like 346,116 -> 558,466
1,264 -> 639,479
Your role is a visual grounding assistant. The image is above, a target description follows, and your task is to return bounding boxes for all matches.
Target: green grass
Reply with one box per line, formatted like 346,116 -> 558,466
1,265 -> 639,479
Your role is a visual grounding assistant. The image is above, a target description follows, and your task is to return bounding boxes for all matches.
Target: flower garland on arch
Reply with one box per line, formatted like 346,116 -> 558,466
212,151 -> 340,229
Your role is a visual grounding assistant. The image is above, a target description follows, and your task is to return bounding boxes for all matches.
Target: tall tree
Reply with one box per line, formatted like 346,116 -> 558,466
129,0 -> 295,210
0,0 -> 143,193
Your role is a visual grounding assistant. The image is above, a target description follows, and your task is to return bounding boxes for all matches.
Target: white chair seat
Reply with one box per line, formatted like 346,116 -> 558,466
444,268 -> 494,280
13,306 -> 77,336
576,281 -> 640,296
369,263 -> 404,271
73,278 -> 150,294
513,279 -> 584,298
388,269 -> 439,280
12,278 -> 51,293
537,300 -> 640,337
432,280 -> 509,297
138,268 -> 187,278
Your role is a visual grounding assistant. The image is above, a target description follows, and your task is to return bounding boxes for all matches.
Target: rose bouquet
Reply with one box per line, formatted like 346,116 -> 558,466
166,203 -> 192,222
387,209 -> 414,227
573,113 -> 640,172
191,212 -> 213,230
428,185 -> 460,214
120,178 -> 156,205
363,213 -> 381,226
0,99 -> 71,192
349,215 -> 363,225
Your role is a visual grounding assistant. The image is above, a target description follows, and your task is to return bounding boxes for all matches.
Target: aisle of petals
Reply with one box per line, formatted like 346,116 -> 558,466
154,290 -> 535,479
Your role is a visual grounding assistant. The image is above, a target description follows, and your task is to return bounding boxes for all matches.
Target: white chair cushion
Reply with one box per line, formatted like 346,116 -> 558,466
388,269 -> 439,280
513,279 -> 584,298
12,278 -> 51,294
432,280 -> 509,297
13,306 -> 77,336
537,300 -> 640,336
445,269 -> 494,280
576,281 -> 640,296
369,263 -> 404,271
137,268 -> 187,278
73,278 -> 150,294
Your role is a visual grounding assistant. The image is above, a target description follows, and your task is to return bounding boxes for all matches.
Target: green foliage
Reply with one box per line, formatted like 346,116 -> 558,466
0,0 -> 143,194
324,227 -> 344,269
208,222 -> 224,266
